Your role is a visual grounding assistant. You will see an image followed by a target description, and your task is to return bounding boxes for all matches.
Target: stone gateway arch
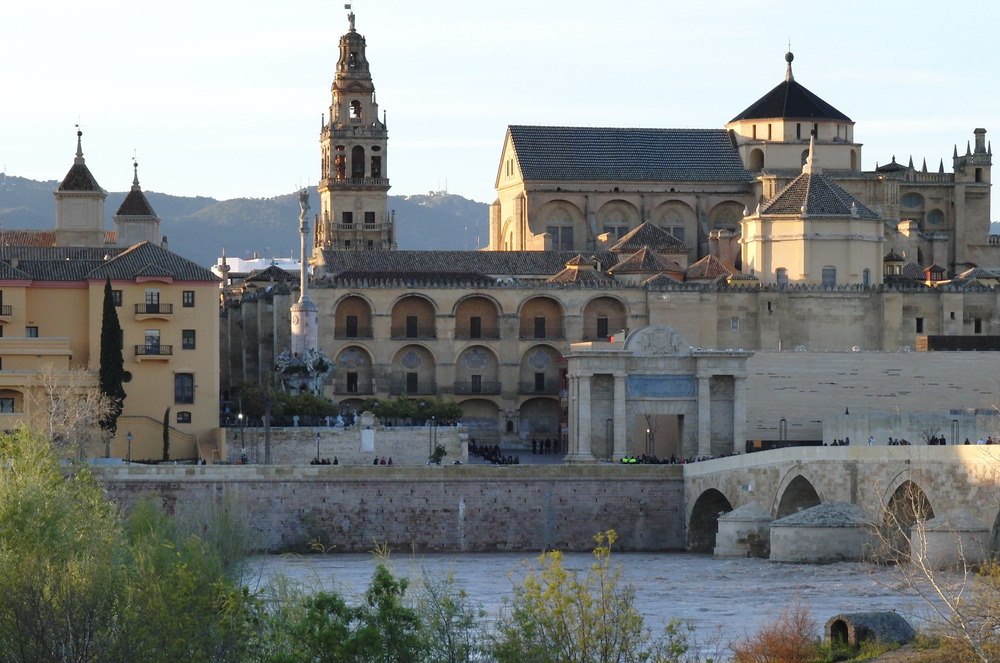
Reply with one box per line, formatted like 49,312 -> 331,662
565,325 -> 751,462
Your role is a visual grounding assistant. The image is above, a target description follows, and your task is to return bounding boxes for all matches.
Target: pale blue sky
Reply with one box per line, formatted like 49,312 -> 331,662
3,0 -> 998,209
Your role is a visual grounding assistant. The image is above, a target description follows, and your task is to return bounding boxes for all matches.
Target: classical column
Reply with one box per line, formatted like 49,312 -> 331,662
567,375 -> 579,456
566,373 -> 596,463
697,374 -> 711,457
613,372 -> 627,460
733,376 -> 747,455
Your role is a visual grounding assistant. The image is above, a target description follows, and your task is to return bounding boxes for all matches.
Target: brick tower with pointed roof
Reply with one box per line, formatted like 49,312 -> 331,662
55,130 -> 107,247
315,9 -> 395,257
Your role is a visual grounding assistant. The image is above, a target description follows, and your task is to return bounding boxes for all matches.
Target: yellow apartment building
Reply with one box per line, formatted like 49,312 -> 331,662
0,132 -> 220,461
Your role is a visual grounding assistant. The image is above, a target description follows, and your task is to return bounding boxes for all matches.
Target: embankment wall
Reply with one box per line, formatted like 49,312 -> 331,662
94,464 -> 684,553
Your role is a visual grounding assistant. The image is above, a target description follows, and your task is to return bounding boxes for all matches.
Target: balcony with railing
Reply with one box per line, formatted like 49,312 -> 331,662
518,379 -> 562,395
387,379 -> 437,396
334,325 -> 374,339
327,177 -> 391,188
454,381 -> 501,395
134,344 -> 173,360
134,303 -> 173,319
332,382 -> 375,395
455,326 -> 500,340
390,325 -> 437,340
518,326 -> 564,340
0,305 -> 12,322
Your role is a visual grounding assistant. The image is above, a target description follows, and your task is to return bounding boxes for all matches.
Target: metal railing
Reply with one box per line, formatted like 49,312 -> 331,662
334,326 -> 373,339
454,381 -> 501,395
390,325 -> 437,339
134,344 -> 173,356
134,303 -> 173,315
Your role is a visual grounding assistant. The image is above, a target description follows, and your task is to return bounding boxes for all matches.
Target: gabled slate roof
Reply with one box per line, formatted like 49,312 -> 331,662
610,222 -> 688,253
507,126 -> 752,182
760,173 -> 879,218
320,249 -> 623,278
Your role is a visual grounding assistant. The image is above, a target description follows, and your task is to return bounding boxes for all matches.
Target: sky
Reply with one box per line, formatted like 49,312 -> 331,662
3,0 -> 1000,208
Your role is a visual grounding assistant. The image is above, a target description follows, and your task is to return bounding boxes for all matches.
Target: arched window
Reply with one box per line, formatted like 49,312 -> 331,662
351,146 -> 365,178
749,148 -> 764,171
776,268 -> 788,287
862,269 -> 871,287
350,100 -> 362,119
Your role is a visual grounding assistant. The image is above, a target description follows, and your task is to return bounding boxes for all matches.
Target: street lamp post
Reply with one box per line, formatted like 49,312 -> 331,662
429,415 -> 436,462
126,431 -> 133,464
646,427 -> 652,456
315,432 -> 321,463
238,413 -> 246,463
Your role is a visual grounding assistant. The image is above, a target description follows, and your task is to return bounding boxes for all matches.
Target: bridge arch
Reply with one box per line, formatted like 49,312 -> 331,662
687,488 -> 733,552
881,479 -> 935,563
773,471 -> 823,519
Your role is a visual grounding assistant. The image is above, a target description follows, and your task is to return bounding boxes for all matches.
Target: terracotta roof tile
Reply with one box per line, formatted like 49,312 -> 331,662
685,254 -> 737,280
609,247 -> 671,273
761,173 -> 879,218
610,222 -> 688,253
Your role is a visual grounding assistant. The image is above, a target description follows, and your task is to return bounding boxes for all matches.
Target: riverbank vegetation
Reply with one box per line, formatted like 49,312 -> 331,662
0,430 -> 980,663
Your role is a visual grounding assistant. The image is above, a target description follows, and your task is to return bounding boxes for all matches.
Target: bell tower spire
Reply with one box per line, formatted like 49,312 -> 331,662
316,8 -> 395,255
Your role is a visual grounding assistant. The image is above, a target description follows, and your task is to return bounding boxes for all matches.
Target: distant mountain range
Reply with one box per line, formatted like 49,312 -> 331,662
0,174 -> 490,268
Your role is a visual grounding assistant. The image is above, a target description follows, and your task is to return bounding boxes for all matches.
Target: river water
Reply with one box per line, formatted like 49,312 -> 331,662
248,552 -> 939,646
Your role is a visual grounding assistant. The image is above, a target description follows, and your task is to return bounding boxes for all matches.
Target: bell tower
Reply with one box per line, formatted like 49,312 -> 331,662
316,9 -> 395,254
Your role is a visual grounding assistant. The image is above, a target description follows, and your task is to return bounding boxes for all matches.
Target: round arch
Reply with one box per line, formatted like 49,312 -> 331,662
454,295 -> 502,340
749,148 -> 764,171
390,344 -> 438,396
881,478 -> 936,564
774,473 -> 822,519
390,294 -> 438,340
596,200 -> 641,239
457,398 -> 501,443
533,200 -> 585,250
518,396 -> 562,443
581,295 -> 628,341
708,201 -> 745,232
454,345 -> 500,395
687,488 -> 734,552
651,200 -> 695,244
518,296 -> 565,340
334,294 -> 375,339
335,345 -> 374,396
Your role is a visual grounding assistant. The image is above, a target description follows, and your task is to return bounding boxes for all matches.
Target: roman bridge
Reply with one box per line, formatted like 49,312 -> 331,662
683,445 -> 1000,553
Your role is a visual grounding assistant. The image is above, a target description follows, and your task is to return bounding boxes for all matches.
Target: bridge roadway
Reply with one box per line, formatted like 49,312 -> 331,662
683,445 -> 1000,552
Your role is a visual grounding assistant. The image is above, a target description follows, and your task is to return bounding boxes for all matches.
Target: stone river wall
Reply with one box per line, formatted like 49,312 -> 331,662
94,464 -> 685,553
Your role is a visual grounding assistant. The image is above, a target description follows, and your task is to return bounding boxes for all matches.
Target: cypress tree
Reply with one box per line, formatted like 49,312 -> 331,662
99,278 -> 126,450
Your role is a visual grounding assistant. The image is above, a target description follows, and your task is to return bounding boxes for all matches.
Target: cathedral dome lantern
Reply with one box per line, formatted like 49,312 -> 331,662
726,52 -> 861,173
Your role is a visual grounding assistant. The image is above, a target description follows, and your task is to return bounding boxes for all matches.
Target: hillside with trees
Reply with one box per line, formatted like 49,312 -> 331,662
0,174 -> 489,267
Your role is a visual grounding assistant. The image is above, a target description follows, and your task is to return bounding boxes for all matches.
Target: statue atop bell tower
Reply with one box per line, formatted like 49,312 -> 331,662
316,9 -> 395,254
